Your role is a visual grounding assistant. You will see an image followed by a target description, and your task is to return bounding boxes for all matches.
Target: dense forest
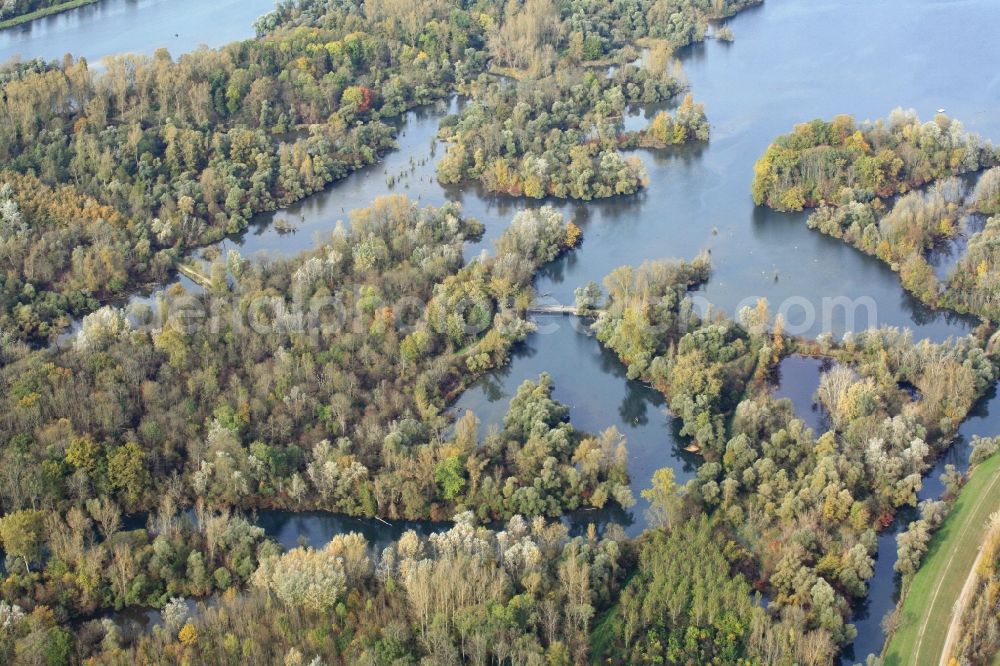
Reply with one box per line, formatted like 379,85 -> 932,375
0,193 -> 648,662
592,515 -> 761,663
0,505 -> 279,636
583,259 -> 997,662
4,241 -> 995,662
7,0 -> 1000,664
0,512 -> 770,665
0,195 -> 636,524
0,26 -> 448,343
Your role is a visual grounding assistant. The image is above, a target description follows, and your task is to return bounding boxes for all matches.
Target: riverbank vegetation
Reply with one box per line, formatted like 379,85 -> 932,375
946,167 -> 1000,319
259,0 -> 761,72
0,196 -> 633,526
631,93 -> 710,147
0,0 -> 97,29
882,450 -> 1000,665
808,171 -> 1000,321
585,258 -> 997,662
950,509 -> 1000,665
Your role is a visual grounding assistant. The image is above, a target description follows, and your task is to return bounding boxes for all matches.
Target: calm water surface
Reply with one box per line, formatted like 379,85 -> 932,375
217,0 -> 1000,341
15,0 -> 1000,659
771,354 -> 832,434
254,511 -> 448,551
451,314 -> 701,538
0,0 -> 273,65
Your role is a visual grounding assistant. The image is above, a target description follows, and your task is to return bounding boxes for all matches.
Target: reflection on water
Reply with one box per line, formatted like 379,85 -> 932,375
452,315 -> 700,538
771,354 -> 832,434
254,510 -> 448,551
0,0 -> 275,65
926,213 -> 988,282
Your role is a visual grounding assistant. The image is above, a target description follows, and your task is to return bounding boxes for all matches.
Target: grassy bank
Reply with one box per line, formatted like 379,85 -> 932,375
0,0 -> 98,30
883,452 -> 1000,665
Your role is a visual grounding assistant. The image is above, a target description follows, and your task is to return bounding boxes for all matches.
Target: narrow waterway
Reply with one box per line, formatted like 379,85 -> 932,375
254,511 -> 447,551
844,384 -> 1000,663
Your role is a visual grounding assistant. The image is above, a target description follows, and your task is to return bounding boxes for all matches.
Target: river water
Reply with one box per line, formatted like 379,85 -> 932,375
0,0 -> 273,65
8,0 -> 1000,661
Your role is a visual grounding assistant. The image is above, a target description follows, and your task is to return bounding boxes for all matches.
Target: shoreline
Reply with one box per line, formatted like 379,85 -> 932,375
0,0 -> 99,30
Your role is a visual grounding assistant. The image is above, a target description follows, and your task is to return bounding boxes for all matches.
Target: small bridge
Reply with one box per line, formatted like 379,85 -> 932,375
176,263 -> 212,289
526,304 -> 602,316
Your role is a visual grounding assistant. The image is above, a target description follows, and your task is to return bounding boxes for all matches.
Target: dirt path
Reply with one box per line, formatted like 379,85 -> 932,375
938,538 -> 990,666
907,469 -> 1000,665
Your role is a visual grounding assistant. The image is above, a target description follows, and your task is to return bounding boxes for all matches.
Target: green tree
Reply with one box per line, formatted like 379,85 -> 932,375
0,509 -> 45,572
641,468 -> 683,529
435,455 -> 467,500
106,442 -> 149,508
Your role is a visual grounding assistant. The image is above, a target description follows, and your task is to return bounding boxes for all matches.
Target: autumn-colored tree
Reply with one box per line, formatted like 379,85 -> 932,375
0,510 -> 45,572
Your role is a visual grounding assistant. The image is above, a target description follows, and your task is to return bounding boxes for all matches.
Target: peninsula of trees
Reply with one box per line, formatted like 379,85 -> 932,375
435,51 -> 708,199
753,111 -> 1000,321
751,110 -> 998,211
951,511 -> 1000,664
